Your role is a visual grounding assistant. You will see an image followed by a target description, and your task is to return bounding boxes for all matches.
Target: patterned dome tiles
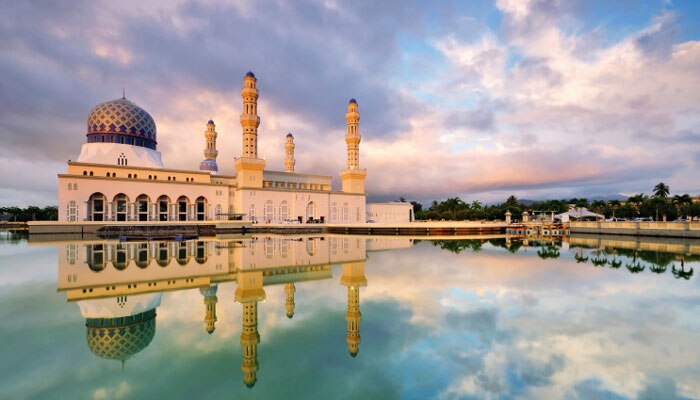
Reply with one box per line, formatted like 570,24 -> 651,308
87,98 -> 157,142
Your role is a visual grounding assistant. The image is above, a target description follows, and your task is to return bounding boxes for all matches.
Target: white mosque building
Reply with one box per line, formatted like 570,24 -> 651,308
57,72 -> 412,224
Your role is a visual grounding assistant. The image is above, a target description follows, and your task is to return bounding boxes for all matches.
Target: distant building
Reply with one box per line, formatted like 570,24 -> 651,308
57,72 -> 409,223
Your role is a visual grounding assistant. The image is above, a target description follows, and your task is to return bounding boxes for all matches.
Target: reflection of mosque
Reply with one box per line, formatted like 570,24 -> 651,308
57,236 -> 410,387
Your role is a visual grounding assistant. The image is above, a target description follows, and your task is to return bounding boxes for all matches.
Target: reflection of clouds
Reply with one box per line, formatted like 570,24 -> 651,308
363,241 -> 700,398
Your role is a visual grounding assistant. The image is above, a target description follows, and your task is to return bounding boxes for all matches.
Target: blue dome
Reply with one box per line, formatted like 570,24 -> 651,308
207,119 -> 215,125
245,71 -> 255,78
87,98 -> 157,150
349,98 -> 357,104
286,132 -> 293,137
199,158 -> 219,172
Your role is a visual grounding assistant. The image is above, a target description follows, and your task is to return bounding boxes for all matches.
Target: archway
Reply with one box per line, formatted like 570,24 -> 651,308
136,194 -> 150,221
113,193 -> 129,221
306,202 -> 315,222
196,196 -> 207,221
177,196 -> 190,221
157,195 -> 170,221
88,193 -> 106,221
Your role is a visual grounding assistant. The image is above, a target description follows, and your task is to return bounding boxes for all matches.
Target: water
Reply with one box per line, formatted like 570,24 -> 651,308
0,233 -> 698,400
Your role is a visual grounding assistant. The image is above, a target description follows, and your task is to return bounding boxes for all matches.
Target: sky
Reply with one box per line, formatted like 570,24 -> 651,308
1,0 -> 699,206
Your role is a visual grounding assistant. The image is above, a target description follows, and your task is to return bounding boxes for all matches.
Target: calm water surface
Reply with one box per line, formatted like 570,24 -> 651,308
0,233 -> 699,400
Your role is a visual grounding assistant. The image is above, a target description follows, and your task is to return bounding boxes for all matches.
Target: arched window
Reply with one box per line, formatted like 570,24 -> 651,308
306,202 -> 315,222
342,203 -> 349,221
88,193 -> 105,221
157,195 -> 170,221
196,197 -> 206,221
67,201 -> 78,222
136,194 -> 150,221
177,196 -> 189,221
74,183 -> 77,190
331,202 -> 338,221
83,171 -> 87,176
114,194 -> 129,221
249,204 -> 256,223
89,171 -> 93,176
279,201 -> 289,221
265,200 -> 274,223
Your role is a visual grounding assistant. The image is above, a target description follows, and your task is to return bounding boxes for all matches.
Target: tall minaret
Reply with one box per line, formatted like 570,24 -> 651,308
340,99 -> 367,196
199,120 -> 219,173
235,269 -> 265,389
346,99 -> 360,169
241,71 -> 260,158
199,284 -> 218,334
340,261 -> 367,358
285,133 -> 295,173
285,282 -> 296,318
235,71 -> 266,188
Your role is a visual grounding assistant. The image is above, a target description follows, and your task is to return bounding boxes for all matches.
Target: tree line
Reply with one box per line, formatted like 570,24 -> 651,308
404,182 -> 698,221
0,206 -> 58,222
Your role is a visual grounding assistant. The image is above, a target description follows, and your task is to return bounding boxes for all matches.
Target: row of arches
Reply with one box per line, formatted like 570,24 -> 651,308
86,193 -> 216,222
83,241 -> 210,271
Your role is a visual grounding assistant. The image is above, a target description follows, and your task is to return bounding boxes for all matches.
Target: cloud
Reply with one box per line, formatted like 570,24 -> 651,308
1,1 -> 699,206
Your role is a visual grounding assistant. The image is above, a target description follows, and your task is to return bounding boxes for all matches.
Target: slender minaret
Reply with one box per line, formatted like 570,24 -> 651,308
235,71 -> 266,188
199,120 -> 219,173
285,282 -> 296,319
241,71 -> 260,158
285,133 -> 295,173
346,99 -> 360,169
340,261 -> 367,358
340,99 -> 367,195
199,284 -> 218,334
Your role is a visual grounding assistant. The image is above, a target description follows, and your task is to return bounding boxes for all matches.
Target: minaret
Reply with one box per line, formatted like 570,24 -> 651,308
235,269 -> 266,389
340,261 -> 367,358
199,120 -> 219,173
241,72 -> 260,158
285,133 -> 295,173
235,71 -> 266,188
340,99 -> 367,195
199,284 -> 218,334
285,282 -> 295,318
346,99 -> 360,170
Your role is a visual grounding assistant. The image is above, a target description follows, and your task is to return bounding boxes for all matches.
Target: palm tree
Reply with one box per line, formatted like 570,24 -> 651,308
653,182 -> 670,198
672,194 -> 692,220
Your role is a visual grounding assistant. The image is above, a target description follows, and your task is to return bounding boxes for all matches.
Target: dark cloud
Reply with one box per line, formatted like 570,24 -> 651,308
445,103 -> 495,131
511,57 -> 562,87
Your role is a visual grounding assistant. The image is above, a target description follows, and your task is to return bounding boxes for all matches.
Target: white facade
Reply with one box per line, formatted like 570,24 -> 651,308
366,202 -> 414,223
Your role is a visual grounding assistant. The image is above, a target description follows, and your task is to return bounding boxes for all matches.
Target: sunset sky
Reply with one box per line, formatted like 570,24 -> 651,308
1,0 -> 699,206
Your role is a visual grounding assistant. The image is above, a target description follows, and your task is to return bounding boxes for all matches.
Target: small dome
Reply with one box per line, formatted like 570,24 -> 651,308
245,71 -> 256,78
286,132 -> 293,137
349,351 -> 358,358
86,309 -> 156,362
207,119 -> 215,125
87,98 -> 157,150
348,98 -> 357,104
199,158 -> 219,172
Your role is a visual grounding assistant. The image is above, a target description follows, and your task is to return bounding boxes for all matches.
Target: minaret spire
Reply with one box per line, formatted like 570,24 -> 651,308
340,98 -> 367,196
345,98 -> 360,169
235,71 -> 266,188
241,71 -> 260,159
285,133 -> 295,173
199,120 -> 219,173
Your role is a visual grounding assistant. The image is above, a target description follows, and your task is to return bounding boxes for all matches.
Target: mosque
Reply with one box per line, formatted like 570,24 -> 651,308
57,72 -> 412,224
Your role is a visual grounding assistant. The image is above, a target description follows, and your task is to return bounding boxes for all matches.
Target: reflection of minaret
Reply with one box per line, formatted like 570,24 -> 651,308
285,282 -> 296,318
200,284 -> 218,334
340,262 -> 367,357
235,270 -> 266,389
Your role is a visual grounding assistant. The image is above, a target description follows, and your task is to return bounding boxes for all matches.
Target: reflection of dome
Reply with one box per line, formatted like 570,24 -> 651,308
349,351 -> 358,358
87,98 -> 157,150
199,158 -> 219,172
86,309 -> 156,362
